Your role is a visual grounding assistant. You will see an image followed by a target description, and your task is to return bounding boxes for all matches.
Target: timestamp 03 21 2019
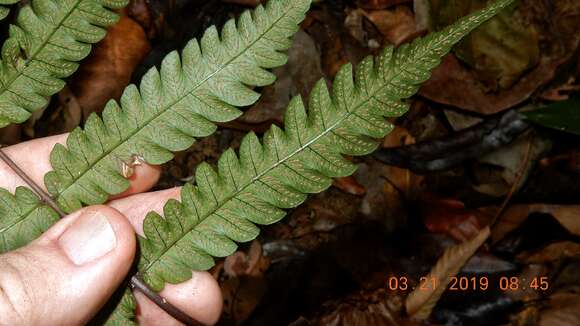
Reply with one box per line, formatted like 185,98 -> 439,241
387,276 -> 550,292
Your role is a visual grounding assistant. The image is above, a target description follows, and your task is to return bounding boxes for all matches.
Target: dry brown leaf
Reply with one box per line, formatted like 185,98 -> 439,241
365,6 -> 420,46
419,54 -> 570,115
311,288 -> 407,326
517,241 -> 580,264
405,226 -> 490,319
69,15 -> 150,120
357,0 -> 411,10
382,125 -> 422,198
50,86 -> 82,132
540,291 -> 580,326
491,204 -> 580,243
421,197 -> 483,242
333,176 -> 366,196
220,241 -> 270,324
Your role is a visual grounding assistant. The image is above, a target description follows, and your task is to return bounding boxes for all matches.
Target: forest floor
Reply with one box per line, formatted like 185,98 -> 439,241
3,0 -> 580,325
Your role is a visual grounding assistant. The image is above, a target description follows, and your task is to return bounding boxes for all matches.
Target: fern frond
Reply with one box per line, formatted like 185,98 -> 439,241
0,187 -> 59,252
0,0 -> 310,253
44,0 -> 311,214
0,0 -> 19,20
0,0 -> 129,127
136,0 -> 514,292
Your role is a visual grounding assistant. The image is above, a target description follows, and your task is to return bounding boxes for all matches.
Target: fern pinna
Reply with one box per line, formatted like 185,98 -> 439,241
0,0 -> 310,252
0,0 -> 129,127
0,0 -> 18,20
104,0 -> 514,322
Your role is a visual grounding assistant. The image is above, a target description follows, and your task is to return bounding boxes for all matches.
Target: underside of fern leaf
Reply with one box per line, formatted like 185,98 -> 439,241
0,187 -> 59,252
44,0 -> 311,213
0,0 -> 129,127
135,0 -> 515,293
0,0 -> 311,254
0,0 -> 19,20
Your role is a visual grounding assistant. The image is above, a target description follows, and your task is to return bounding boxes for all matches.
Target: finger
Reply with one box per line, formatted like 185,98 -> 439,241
109,189 -> 223,325
0,205 -> 136,325
0,133 -> 161,196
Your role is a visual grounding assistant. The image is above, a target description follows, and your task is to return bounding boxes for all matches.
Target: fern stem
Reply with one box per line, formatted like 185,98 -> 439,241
130,275 -> 205,326
0,147 -> 66,217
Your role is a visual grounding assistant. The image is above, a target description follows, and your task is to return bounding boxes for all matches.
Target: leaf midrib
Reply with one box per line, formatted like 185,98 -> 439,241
0,0 -> 84,100
53,2 -> 301,202
0,204 -> 39,235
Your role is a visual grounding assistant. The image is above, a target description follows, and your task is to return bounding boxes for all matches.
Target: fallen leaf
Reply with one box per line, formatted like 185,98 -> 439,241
69,15 -> 151,120
540,291 -> 580,326
357,0 -> 411,10
490,204 -> 580,243
517,241 -> 580,264
220,241 -> 270,324
430,0 -> 540,90
420,55 -> 568,115
365,6 -> 420,46
46,86 -> 83,133
333,176 -> 367,196
405,227 -> 490,319
419,0 -> 580,114
311,288 -> 406,326
421,197 -> 483,242
344,8 -> 383,49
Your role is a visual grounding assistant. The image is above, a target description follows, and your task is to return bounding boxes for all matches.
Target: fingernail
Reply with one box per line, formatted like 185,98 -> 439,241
59,211 -> 117,265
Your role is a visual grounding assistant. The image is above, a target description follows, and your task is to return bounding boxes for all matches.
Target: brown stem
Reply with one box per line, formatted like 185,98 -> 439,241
130,275 -> 205,326
0,146 -> 66,217
0,146 -> 205,325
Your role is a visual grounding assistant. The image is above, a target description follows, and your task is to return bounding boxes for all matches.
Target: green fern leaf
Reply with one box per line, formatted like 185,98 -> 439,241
99,289 -> 136,326
0,187 -> 59,252
44,0 -> 311,213
0,0 -> 19,20
0,0 -> 310,254
135,0 -> 515,292
0,0 -> 129,127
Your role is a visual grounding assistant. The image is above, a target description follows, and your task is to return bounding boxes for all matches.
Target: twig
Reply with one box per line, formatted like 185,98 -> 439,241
490,133 -> 534,228
0,146 -> 204,326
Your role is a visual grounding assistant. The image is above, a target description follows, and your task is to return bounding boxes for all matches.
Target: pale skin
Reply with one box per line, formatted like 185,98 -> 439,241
0,134 -> 223,325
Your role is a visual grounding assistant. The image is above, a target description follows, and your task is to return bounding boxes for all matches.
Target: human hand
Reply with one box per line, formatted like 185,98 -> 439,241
0,134 -> 222,325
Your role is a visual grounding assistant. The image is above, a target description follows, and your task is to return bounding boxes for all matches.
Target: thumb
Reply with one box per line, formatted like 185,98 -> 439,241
0,205 -> 136,325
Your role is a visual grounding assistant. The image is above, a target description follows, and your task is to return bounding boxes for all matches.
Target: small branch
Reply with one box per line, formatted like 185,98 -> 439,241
374,110 -> 530,173
0,145 -> 204,325
130,275 -> 205,326
490,133 -> 534,228
0,146 -> 66,217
